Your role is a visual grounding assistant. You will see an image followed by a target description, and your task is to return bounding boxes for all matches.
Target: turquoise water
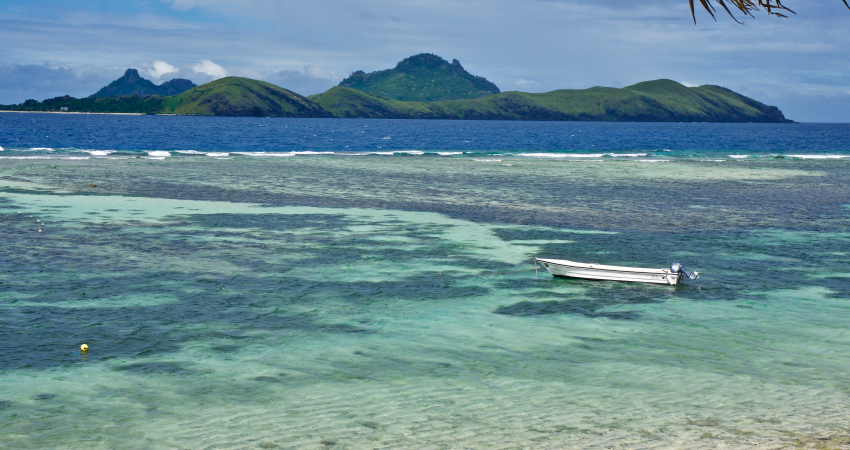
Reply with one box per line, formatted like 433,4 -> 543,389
1,154 -> 849,449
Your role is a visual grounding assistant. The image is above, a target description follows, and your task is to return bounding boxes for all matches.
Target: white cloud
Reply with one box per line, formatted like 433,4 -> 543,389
304,65 -> 337,80
192,59 -> 227,78
680,81 -> 698,87
516,79 -> 538,87
263,65 -> 340,95
149,60 -> 178,79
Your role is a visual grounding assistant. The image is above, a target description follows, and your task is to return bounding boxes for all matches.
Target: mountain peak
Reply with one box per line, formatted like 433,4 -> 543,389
121,68 -> 142,84
339,53 -> 500,102
90,69 -> 197,98
394,53 -> 448,68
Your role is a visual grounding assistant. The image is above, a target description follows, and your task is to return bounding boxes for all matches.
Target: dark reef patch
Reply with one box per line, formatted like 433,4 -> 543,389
494,300 -> 641,320
252,376 -> 282,383
115,362 -> 199,375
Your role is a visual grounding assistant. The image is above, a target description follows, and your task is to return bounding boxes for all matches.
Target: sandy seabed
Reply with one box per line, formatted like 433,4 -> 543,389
1,156 -> 849,449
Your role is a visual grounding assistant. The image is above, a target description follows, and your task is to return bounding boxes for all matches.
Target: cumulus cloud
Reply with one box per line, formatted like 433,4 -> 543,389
192,60 -> 227,78
303,65 -> 337,80
263,65 -> 340,95
148,61 -> 178,79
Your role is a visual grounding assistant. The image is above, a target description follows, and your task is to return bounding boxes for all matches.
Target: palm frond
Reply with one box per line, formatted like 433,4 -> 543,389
687,0 -> 850,23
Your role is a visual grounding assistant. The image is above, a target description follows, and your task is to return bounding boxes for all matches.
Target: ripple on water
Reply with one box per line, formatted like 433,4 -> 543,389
1,155 -> 849,449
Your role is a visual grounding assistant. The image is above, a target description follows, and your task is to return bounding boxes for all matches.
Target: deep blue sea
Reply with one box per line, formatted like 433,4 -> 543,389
1,113 -> 849,449
2,113 -> 850,156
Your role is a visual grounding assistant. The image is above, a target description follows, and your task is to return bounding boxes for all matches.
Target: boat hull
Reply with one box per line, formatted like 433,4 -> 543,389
535,258 -> 680,285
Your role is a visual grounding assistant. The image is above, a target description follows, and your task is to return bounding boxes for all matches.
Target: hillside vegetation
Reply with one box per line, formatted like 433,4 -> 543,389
161,77 -> 331,117
0,95 -> 165,114
310,79 -> 790,122
339,54 -> 500,102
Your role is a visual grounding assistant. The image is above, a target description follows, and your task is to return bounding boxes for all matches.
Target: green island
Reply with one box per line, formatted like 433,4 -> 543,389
0,54 -> 792,122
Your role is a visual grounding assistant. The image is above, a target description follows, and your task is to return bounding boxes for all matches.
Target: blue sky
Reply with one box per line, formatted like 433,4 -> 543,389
1,0 -> 849,121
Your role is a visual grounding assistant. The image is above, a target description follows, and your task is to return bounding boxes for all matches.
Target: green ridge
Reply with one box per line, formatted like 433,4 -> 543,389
311,79 -> 790,122
161,77 -> 331,117
339,53 -> 500,102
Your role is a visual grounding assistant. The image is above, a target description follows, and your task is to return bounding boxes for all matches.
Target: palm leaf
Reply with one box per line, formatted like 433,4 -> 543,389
691,0 -> 848,23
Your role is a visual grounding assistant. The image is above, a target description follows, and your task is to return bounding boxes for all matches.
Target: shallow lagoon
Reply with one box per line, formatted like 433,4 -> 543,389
1,150 -> 849,449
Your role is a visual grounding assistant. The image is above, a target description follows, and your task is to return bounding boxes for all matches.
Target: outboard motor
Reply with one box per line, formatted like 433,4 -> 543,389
670,262 -> 699,280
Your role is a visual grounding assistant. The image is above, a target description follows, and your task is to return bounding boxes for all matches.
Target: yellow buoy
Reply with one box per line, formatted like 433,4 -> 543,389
81,344 -> 89,352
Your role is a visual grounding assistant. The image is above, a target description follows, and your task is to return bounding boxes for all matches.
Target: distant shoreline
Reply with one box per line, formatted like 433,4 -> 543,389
0,110 -> 146,116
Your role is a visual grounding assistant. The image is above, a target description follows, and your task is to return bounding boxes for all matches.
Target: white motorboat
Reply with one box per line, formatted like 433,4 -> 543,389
534,258 -> 699,285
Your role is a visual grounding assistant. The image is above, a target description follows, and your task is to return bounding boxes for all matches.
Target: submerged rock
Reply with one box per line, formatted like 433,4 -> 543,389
251,376 -> 281,383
